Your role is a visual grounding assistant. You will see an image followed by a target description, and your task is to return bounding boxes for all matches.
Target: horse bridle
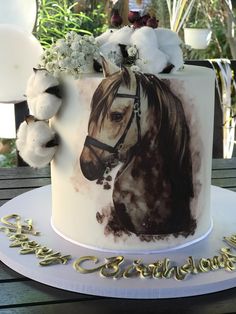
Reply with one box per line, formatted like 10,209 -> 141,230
84,76 -> 142,174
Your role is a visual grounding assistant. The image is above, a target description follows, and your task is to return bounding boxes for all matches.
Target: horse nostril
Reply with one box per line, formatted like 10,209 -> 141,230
80,160 -> 104,181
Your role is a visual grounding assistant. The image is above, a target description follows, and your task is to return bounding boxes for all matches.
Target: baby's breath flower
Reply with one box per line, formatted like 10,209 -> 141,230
79,38 -> 85,46
58,57 -> 71,68
71,41 -> 81,51
89,36 -> 96,44
127,46 -> 138,57
45,62 -> 55,72
130,65 -> 140,72
39,32 -> 99,77
83,35 -> 90,41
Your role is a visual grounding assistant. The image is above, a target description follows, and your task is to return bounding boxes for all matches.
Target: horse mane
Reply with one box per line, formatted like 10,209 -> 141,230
88,67 -> 195,235
136,72 -> 194,198
89,67 -> 131,130
114,71 -> 195,235
90,67 -> 193,198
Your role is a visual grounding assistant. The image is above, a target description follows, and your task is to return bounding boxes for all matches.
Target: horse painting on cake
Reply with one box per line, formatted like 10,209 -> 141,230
80,58 -> 196,237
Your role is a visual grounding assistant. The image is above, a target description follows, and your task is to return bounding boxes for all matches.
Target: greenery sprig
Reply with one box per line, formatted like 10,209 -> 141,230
36,0 -> 104,48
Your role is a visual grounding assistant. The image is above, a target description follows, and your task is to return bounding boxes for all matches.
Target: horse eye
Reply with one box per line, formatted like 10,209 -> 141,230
110,112 -> 123,122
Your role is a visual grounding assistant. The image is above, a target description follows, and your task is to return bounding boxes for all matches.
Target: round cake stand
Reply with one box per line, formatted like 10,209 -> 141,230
0,185 -> 236,299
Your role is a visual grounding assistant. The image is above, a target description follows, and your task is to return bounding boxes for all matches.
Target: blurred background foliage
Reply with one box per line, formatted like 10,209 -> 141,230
36,0 -> 236,59
36,0 -> 109,47
146,0 -> 236,60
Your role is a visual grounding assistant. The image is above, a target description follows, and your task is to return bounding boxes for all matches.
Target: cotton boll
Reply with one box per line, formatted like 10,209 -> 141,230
96,29 -> 117,46
99,42 -> 123,66
131,26 -> 160,49
108,26 -> 134,45
155,28 -> 182,47
28,93 -> 62,120
26,69 -> 60,99
26,69 -> 62,119
160,45 -> 184,71
16,119 -> 57,168
98,27 -> 134,67
135,48 -> 168,73
154,28 -> 184,71
131,26 -> 168,73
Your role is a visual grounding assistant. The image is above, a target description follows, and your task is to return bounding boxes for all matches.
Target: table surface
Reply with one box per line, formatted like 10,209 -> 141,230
1,159 -> 236,314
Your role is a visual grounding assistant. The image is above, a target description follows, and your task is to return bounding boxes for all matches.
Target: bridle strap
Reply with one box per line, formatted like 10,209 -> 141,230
85,136 -> 117,154
114,79 -> 141,150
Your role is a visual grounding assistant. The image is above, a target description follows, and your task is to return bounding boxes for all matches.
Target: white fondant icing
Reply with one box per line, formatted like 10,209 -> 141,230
50,65 -> 215,252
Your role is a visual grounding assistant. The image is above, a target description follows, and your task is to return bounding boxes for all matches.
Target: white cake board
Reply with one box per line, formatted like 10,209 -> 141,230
0,185 -> 236,299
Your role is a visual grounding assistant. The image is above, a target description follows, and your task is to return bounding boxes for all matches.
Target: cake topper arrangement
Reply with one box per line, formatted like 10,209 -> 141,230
38,14 -> 184,77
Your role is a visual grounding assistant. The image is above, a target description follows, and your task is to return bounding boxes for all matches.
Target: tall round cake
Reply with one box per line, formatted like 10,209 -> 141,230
49,64 -> 215,252
16,26 -> 216,253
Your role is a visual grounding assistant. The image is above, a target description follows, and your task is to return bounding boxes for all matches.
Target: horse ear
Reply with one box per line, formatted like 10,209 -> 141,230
101,55 -> 120,77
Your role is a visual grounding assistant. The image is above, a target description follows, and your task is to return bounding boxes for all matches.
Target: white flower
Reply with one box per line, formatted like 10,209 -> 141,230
58,57 -> 71,68
127,46 -> 138,57
81,45 -> 91,54
57,44 -> 71,56
71,51 -> 80,59
70,58 -> 80,68
39,32 -> 99,76
57,38 -> 66,47
83,35 -> 90,41
71,41 -> 81,51
89,36 -> 96,44
65,31 -> 77,41
77,52 -> 85,61
79,38 -> 86,46
93,50 -> 100,60
45,62 -> 55,72
130,65 -> 140,72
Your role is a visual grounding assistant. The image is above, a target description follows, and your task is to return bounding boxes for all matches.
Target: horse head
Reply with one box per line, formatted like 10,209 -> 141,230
80,57 -> 149,181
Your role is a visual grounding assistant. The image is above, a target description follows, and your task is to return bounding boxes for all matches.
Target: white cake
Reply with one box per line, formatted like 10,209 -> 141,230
48,63 -> 215,253
16,27 -> 216,253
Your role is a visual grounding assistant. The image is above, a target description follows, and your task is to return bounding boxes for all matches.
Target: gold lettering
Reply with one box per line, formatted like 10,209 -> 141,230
123,261 -> 139,278
73,256 -> 105,274
1,214 -> 21,228
150,260 -> 164,279
100,256 -> 124,278
20,241 -> 41,254
0,213 -> 70,267
220,247 -> 236,261
198,258 -> 211,272
175,266 -> 189,280
9,233 -> 29,247
40,254 -> 71,266
224,235 -> 236,248
35,247 -> 54,258
135,260 -> 152,278
162,258 -> 175,279
0,214 -> 39,235
181,256 -> 199,274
